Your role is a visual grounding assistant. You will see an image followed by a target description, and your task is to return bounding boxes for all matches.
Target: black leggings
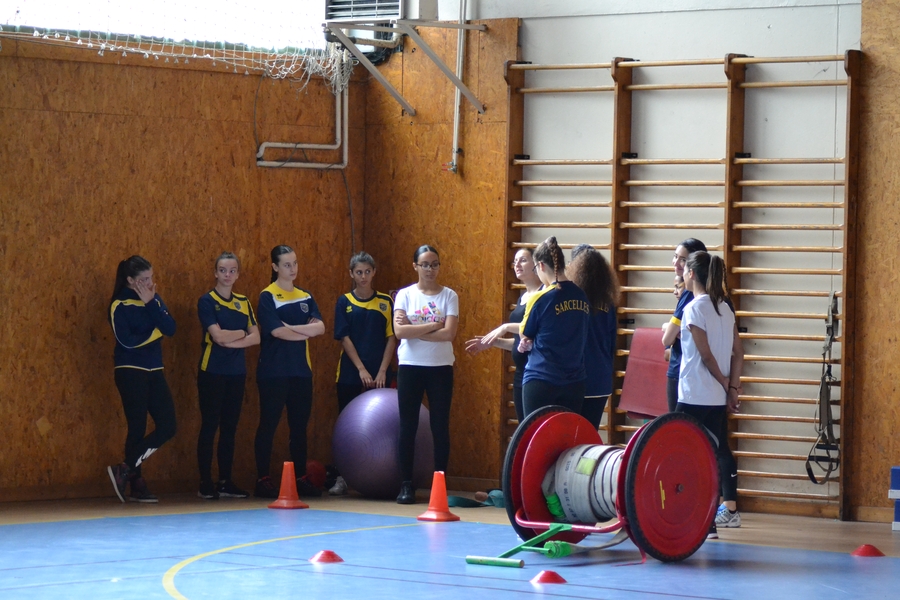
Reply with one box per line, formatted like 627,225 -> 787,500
675,402 -> 738,502
335,369 -> 394,413
197,371 -> 245,482
512,380 -> 524,424
255,376 -> 312,479
114,368 -> 177,478
522,379 -> 585,419
581,395 -> 609,430
336,384 -> 364,414
667,376 -> 679,413
397,365 -> 453,481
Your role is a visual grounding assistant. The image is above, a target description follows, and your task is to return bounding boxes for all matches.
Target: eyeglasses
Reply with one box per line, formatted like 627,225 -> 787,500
417,262 -> 441,271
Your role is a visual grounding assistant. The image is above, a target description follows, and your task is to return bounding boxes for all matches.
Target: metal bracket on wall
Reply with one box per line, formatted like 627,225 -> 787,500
395,21 -> 485,114
325,19 -> 487,116
327,26 -> 416,116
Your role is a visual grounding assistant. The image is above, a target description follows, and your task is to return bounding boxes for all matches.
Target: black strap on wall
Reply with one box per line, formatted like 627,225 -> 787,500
806,292 -> 840,485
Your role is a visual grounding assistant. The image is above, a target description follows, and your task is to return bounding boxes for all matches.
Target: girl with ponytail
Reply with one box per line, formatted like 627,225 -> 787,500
106,256 -> 177,503
253,245 -> 326,499
678,250 -> 744,535
662,238 -> 708,412
518,237 -> 590,417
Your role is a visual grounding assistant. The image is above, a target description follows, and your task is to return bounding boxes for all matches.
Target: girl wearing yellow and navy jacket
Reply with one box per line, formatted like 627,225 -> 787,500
334,252 -> 396,412
196,252 -> 260,500
253,245 -> 325,499
106,255 -> 177,504
518,237 -> 590,418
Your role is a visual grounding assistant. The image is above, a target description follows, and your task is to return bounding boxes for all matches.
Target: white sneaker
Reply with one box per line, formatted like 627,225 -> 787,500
328,475 -> 348,496
715,505 -> 741,528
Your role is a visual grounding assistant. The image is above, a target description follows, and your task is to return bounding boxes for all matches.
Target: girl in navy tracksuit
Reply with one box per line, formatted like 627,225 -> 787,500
196,252 -> 260,500
333,252 -> 396,412
253,245 -> 325,499
106,255 -> 177,503
567,246 -> 620,430
518,236 -> 590,417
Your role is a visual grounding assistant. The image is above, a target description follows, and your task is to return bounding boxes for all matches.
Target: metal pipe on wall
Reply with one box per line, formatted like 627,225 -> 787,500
256,84 -> 349,169
447,0 -> 468,174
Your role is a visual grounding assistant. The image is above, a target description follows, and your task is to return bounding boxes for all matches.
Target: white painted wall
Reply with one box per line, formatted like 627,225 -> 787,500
442,1 -> 859,499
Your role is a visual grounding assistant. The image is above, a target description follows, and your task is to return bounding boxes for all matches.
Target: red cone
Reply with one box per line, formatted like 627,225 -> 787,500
268,462 -> 309,510
531,570 -> 567,584
851,544 -> 885,557
310,550 -> 344,563
417,471 -> 460,522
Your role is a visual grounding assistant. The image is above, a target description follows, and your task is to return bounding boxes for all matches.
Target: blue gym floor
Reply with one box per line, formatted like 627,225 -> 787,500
1,502 -> 898,599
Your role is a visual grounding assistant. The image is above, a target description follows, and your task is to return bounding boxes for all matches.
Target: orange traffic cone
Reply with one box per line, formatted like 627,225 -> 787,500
268,462 -> 309,510
417,471 -> 460,522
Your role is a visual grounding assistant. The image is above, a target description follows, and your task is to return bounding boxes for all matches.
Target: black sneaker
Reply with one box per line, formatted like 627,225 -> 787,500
217,480 -> 249,499
396,480 -> 416,505
129,477 -> 158,503
296,475 -> 322,498
107,463 -> 130,503
198,479 -> 219,500
707,522 -> 719,540
255,476 -> 279,499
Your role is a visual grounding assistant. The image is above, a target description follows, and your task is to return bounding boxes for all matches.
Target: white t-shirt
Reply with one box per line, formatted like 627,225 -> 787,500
678,294 -> 735,407
394,284 -> 459,366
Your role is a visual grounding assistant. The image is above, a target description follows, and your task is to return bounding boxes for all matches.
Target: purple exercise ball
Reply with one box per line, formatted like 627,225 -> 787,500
332,388 -> 434,499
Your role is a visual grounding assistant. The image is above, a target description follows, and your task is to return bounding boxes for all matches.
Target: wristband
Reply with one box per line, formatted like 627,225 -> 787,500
729,385 -> 740,391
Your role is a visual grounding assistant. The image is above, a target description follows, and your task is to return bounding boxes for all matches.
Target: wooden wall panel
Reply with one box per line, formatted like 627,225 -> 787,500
0,42 -> 366,500
363,20 -> 519,490
851,0 -> 900,521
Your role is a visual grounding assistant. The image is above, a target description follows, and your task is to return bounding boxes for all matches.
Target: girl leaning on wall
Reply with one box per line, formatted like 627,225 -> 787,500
106,255 -> 177,503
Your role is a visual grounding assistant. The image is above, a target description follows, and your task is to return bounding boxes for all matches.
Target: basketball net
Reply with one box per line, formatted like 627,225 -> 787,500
0,1 -> 353,92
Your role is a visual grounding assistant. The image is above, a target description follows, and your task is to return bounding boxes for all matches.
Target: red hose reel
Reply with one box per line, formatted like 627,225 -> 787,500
501,407 -> 719,562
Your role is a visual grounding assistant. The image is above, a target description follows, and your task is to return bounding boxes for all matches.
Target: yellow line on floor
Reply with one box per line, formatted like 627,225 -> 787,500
162,522 -> 421,600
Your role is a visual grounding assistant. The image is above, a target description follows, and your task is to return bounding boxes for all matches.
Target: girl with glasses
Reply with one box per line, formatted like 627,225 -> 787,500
392,245 -> 459,504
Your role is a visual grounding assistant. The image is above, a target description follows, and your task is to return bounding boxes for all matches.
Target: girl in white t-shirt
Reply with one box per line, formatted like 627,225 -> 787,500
392,245 -> 459,504
678,251 -> 744,535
